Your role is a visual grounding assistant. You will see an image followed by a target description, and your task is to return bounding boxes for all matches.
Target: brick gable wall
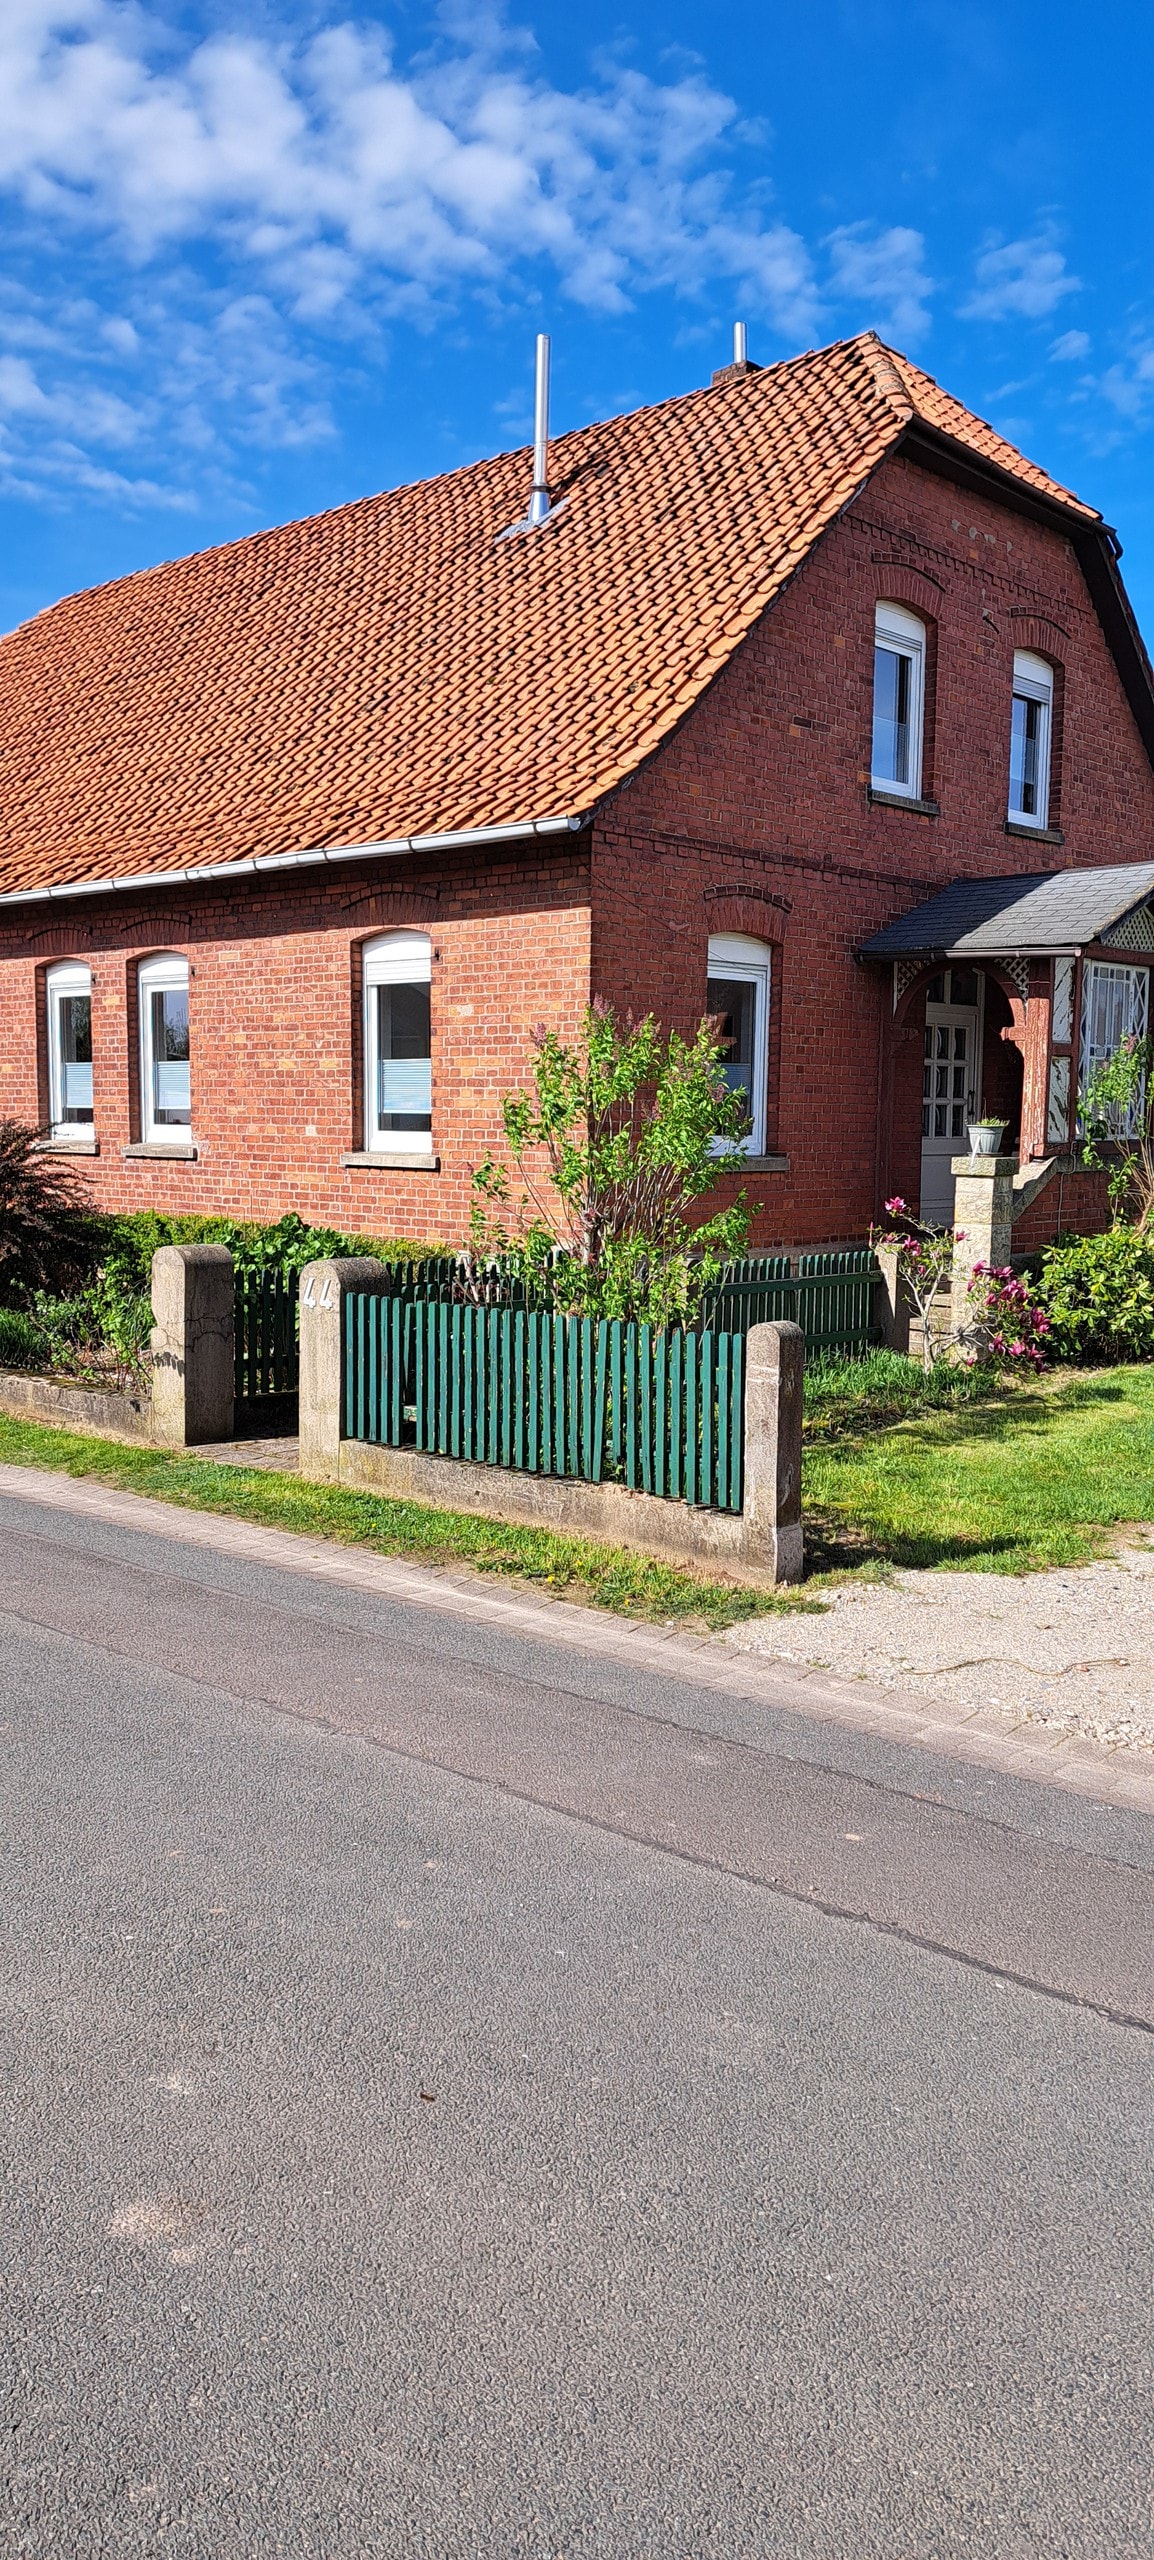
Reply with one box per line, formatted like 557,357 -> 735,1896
589,449 -> 1154,1246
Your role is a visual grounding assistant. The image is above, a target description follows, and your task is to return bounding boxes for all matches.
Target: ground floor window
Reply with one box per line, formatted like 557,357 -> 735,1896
1079,960 -> 1149,1134
46,961 -> 93,1136
363,932 -> 433,1152
706,934 -> 771,1155
139,952 -> 191,1141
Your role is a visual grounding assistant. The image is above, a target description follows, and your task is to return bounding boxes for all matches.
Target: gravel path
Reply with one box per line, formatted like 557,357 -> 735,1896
726,1536 -> 1154,1755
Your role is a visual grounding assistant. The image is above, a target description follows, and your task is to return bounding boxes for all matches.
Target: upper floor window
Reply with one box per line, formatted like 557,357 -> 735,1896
46,961 -> 93,1137
872,603 -> 925,799
707,933 -> 771,1156
139,952 -> 191,1142
1008,651 -> 1053,828
363,932 -> 432,1153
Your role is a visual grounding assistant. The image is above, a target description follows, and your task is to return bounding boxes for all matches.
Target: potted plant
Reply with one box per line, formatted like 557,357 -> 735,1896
967,1113 -> 1007,1158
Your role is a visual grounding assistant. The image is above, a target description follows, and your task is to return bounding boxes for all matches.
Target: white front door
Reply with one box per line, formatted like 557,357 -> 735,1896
920,998 -> 979,1223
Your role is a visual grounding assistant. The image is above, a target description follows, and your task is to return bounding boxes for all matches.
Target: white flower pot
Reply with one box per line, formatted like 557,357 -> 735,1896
968,1123 -> 1005,1158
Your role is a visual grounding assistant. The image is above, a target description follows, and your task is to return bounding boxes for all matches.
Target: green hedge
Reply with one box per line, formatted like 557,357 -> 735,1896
1037,1225 -> 1154,1364
92,1209 -> 450,1290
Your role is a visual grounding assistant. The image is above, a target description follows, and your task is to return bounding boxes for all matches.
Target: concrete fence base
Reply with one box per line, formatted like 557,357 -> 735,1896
297,1259 -> 804,1586
0,1368 -> 152,1442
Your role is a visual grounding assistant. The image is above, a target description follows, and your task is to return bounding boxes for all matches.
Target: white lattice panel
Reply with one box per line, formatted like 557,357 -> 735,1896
1102,903 -> 1154,952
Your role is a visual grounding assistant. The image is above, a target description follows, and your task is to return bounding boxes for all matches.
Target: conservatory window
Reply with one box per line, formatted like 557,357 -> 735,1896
46,961 -> 93,1137
1079,960 -> 1149,1136
363,932 -> 433,1153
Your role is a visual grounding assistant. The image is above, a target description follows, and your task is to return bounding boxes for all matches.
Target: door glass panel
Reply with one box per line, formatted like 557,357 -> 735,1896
934,1104 -> 947,1135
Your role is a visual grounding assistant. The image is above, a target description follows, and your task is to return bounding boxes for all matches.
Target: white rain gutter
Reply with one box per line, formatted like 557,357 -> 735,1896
0,811 -> 589,909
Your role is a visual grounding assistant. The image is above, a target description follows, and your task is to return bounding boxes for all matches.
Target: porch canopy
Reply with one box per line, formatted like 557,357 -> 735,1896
861,859 -> 1154,1172
859,860 -> 1154,962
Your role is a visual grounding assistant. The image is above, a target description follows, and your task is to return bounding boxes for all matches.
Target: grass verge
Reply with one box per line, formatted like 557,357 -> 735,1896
0,1412 -> 821,1633
804,1362 -> 1154,1573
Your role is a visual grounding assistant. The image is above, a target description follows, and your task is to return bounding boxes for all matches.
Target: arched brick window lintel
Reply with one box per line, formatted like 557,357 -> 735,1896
702,889 -> 790,945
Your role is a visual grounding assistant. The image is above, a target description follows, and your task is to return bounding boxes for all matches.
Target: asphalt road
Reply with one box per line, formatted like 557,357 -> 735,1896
2,1482 -> 1152,2557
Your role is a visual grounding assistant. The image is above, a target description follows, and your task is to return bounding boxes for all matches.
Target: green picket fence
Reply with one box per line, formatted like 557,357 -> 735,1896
234,1266 -> 299,1403
343,1296 -> 746,1512
701,1249 -> 883,1353
364,1247 -> 883,1356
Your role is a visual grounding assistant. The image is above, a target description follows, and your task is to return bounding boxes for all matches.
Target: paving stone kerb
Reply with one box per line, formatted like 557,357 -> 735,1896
297,1258 -> 804,1586
150,1245 -> 235,1447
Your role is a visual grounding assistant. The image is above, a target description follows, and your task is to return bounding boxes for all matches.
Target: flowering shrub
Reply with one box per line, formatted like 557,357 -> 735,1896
871,1197 -> 958,1372
963,1263 -> 1050,1371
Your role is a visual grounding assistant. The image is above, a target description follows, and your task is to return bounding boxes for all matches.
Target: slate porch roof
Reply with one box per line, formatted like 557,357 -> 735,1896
858,862 -> 1154,960
0,327 -> 1130,906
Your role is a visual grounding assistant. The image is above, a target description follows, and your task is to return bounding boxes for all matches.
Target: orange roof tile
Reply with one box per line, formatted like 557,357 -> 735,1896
0,331 -> 1104,900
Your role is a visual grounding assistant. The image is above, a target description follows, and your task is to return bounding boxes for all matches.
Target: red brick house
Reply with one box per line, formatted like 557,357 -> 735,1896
2,328 -> 1153,1251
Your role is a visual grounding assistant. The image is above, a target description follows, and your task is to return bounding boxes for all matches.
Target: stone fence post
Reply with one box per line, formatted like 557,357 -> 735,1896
742,1320 -> 803,1583
949,1155 -> 1016,1349
150,1245 -> 234,1446
298,1258 -> 391,1482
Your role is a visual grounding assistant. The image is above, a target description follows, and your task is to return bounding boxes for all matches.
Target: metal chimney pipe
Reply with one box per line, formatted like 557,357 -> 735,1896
733,321 -> 748,367
527,333 -> 551,526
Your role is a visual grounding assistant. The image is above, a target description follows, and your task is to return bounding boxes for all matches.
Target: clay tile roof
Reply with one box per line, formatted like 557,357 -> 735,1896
0,330 -> 1103,900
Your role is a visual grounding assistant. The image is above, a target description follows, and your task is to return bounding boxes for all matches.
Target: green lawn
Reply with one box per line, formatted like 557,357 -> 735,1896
1,1364 -> 1151,1621
0,1412 -> 816,1633
804,1363 -> 1154,1573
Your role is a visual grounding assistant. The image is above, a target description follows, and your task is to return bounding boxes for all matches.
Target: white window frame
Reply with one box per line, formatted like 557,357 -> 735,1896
45,959 -> 94,1139
707,932 -> 772,1157
871,602 -> 925,801
138,952 -> 191,1145
363,931 -> 433,1155
1008,650 -> 1053,829
1078,959 -> 1149,1136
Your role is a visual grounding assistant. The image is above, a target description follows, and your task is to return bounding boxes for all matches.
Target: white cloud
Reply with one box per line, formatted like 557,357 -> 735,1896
0,2 -> 845,507
961,231 -> 1080,322
0,3 -> 819,329
825,223 -> 933,342
1098,348 -> 1154,424
1050,327 -> 1090,362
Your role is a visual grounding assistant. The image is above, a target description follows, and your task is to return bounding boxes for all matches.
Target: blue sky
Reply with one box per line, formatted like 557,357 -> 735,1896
3,1 -> 1154,639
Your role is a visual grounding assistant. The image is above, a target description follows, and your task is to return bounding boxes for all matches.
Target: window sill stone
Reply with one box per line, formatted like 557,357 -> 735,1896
123,1141 -> 198,1161
868,787 -> 940,816
340,1150 -> 441,1171
732,1154 -> 790,1173
35,1135 -> 99,1155
1003,819 -> 1065,844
